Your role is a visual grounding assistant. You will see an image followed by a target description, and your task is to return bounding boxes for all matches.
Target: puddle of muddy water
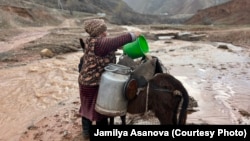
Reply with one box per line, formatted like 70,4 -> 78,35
0,52 -> 82,141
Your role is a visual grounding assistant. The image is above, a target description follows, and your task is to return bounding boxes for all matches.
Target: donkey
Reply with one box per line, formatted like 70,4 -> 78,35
116,55 -> 189,125
127,72 -> 189,124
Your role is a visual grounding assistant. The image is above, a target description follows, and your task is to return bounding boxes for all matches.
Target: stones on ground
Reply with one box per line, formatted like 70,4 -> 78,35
40,48 -> 54,58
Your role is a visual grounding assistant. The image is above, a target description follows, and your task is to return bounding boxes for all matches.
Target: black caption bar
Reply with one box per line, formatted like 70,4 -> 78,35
89,125 -> 249,141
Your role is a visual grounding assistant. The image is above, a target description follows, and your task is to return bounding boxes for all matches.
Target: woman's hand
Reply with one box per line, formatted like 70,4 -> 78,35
134,31 -> 141,38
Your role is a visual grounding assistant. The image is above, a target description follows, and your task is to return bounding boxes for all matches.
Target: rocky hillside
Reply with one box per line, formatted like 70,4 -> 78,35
36,0 -> 192,25
123,0 -> 230,15
0,1 -> 65,28
0,0 -> 181,27
185,0 -> 250,25
0,0 -> 248,28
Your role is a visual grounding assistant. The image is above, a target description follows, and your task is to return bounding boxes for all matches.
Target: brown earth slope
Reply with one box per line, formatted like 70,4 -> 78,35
185,0 -> 250,25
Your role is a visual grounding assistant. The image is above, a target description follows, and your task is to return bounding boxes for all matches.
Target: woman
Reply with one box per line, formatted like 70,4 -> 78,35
78,18 -> 140,139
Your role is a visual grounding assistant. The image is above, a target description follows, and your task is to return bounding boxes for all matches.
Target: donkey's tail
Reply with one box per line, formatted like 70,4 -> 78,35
178,86 -> 189,125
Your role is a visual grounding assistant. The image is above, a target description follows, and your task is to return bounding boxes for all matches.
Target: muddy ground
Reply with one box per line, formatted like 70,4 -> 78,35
0,18 -> 250,141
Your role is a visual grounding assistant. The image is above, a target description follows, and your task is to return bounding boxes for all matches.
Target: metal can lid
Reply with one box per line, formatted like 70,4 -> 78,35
105,63 -> 131,75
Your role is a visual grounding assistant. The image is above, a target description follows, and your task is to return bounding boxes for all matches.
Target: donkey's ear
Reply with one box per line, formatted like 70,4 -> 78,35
79,38 -> 85,49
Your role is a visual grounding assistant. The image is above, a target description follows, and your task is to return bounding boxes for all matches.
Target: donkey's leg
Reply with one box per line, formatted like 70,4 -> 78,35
154,110 -> 174,125
120,115 -> 126,125
109,117 -> 114,125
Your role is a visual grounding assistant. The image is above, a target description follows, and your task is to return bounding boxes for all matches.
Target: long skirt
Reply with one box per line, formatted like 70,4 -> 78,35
78,84 -> 107,121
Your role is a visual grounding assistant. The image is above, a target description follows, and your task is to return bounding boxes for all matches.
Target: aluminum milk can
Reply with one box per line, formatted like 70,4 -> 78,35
95,63 -> 132,116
